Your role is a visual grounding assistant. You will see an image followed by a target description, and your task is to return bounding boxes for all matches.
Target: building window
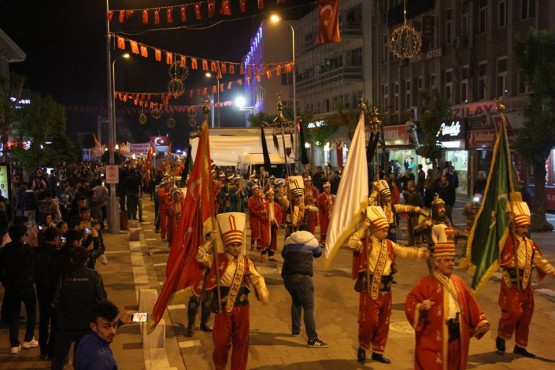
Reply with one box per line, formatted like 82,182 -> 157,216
429,74 -> 436,90
445,69 -> 453,102
382,35 -> 388,63
383,84 -> 389,113
521,0 -> 536,20
461,2 -> 470,37
498,0 -> 507,28
445,8 -> 453,44
394,83 -> 399,112
517,72 -> 532,95
478,0 -> 487,34
496,57 -> 508,97
405,79 -> 412,109
461,65 -> 470,102
478,62 -> 487,100
351,48 -> 363,66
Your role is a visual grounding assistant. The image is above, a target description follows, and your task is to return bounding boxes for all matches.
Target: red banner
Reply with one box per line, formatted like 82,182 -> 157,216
317,0 -> 341,44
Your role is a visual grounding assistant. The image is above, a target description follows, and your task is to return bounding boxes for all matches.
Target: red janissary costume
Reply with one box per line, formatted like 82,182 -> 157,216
303,177 -> 319,234
348,206 -> 426,361
496,201 -> 555,352
317,182 -> 334,243
196,212 -> 269,370
157,181 -> 171,240
405,241 -> 489,370
247,185 -> 266,250
260,189 -> 283,258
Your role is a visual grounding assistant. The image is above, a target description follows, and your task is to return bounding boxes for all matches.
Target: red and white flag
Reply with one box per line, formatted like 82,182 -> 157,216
151,118 -> 215,326
317,0 -> 341,44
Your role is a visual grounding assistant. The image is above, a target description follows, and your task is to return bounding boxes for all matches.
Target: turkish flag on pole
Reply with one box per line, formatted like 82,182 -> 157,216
151,118 -> 215,326
317,0 -> 341,44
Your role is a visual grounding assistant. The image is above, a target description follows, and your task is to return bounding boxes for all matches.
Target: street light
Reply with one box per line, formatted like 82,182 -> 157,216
205,72 -> 220,128
270,14 -> 298,171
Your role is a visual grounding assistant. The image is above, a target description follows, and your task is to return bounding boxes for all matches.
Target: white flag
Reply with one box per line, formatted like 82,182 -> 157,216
324,113 -> 368,267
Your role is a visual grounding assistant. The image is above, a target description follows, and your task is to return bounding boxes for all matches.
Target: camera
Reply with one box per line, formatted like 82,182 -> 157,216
84,227 -> 91,233
38,225 -> 43,231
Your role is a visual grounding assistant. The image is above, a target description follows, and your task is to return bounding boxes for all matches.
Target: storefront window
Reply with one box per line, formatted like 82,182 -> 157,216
445,150 -> 468,194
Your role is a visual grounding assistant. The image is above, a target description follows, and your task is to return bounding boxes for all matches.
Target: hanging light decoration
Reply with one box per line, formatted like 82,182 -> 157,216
139,108 -> 147,124
168,60 -> 188,98
389,0 -> 422,59
167,116 -> 176,128
151,107 -> 162,119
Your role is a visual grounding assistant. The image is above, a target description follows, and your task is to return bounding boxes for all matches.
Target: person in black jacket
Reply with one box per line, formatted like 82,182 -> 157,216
51,246 -> 107,370
35,227 -> 61,359
281,224 -> 327,348
0,224 -> 38,354
438,175 -> 456,221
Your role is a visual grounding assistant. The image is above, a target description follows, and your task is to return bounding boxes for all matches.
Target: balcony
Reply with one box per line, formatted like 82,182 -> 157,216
297,65 -> 362,93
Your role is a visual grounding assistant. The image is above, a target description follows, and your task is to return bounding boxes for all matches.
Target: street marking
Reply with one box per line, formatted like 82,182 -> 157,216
146,238 -> 157,241
154,262 -> 167,267
535,288 -> 555,299
167,304 -> 186,310
389,320 -> 414,334
178,340 -> 201,348
104,250 -> 129,254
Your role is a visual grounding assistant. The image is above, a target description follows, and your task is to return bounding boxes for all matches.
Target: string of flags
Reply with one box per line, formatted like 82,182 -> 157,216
108,0 -> 287,26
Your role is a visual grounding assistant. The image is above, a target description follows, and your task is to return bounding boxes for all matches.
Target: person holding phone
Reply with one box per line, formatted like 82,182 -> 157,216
76,207 -> 105,269
74,300 -> 131,370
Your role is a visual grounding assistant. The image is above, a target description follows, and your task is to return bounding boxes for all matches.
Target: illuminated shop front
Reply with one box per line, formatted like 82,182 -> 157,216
436,119 -> 468,195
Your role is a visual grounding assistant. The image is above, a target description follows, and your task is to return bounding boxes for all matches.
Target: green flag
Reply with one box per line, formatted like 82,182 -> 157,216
461,109 -> 521,293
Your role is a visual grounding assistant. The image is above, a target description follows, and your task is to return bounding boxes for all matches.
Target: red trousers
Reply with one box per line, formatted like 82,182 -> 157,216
159,208 -> 168,239
213,305 -> 250,370
358,290 -> 392,354
497,281 -> 534,347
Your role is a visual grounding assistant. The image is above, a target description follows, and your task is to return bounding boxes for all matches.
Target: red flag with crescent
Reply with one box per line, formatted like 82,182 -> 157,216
317,0 -> 341,44
151,118 -> 215,326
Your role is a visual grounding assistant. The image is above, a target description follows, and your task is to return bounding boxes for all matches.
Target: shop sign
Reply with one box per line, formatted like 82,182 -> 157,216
441,140 -> 464,149
452,101 -> 497,119
468,129 -> 496,148
436,120 -> 465,141
366,125 -> 410,146
129,142 -> 150,154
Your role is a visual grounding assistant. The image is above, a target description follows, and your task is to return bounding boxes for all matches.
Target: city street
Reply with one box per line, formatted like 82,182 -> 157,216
1,197 -> 555,369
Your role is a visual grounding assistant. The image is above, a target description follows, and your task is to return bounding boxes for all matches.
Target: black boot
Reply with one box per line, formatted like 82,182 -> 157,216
199,300 -> 212,332
496,337 -> 505,354
514,345 -> 536,357
186,322 -> 194,337
372,353 -> 392,364
357,347 -> 366,364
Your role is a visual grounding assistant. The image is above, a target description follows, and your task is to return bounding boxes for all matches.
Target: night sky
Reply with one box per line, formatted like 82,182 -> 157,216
0,0 -> 315,150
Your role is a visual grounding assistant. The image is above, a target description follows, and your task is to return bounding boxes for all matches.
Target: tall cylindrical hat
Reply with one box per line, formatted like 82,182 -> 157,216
366,206 -> 389,231
289,176 -> 305,197
216,212 -> 246,246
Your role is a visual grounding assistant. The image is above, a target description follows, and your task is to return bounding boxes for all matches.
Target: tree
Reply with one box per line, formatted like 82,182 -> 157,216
0,74 -> 25,162
11,93 -> 76,170
417,89 -> 451,167
513,29 -> 555,232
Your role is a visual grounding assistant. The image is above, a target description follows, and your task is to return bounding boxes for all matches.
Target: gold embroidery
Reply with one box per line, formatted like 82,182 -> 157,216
225,256 -> 246,313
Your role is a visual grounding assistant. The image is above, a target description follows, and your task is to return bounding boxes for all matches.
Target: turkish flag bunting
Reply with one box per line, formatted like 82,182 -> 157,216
108,11 -> 114,22
256,75 -> 262,82
117,37 -> 125,49
142,10 -> 148,24
208,0 -> 215,17
130,41 -> 139,54
202,59 -> 208,70
194,4 -> 202,20
154,9 -> 160,25
210,61 -> 217,72
266,70 -> 272,79
167,7 -> 173,23
276,65 -> 281,75
317,0 -> 341,43
229,64 -> 235,74
277,0 -> 285,3
258,0 -> 264,10
140,45 -> 148,57
240,64 -> 244,75
119,10 -> 125,23
220,63 -> 227,74
155,49 -> 162,61
166,52 -> 173,65
240,0 -> 247,13
180,56 -> 186,68
221,0 -> 231,15
126,10 -> 133,19
180,6 -> 187,22
151,119 -> 215,326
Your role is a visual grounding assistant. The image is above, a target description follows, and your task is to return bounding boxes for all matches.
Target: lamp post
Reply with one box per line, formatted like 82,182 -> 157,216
205,72 -> 220,128
270,14 -> 298,172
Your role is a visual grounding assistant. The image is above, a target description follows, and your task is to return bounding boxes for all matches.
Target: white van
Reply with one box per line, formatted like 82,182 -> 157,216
237,153 -> 293,179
